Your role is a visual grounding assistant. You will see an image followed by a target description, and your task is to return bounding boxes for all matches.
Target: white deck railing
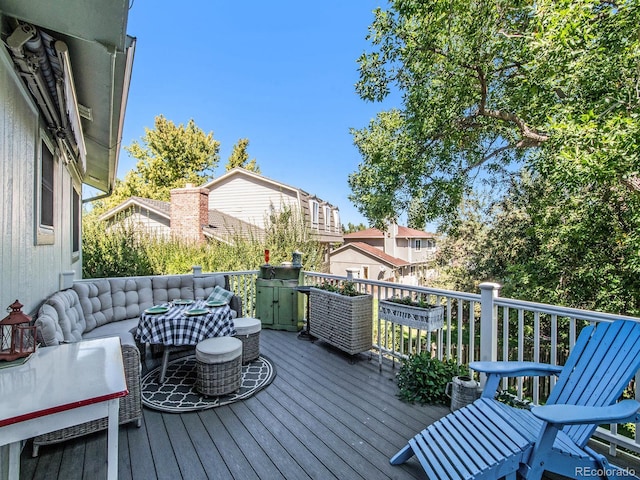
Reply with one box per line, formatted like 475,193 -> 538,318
204,269 -> 640,458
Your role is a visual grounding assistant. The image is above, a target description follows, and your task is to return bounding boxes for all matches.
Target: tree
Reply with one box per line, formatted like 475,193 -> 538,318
101,115 -> 220,209
349,0 -> 640,314
343,222 -> 368,234
226,138 -> 260,173
350,0 -> 640,229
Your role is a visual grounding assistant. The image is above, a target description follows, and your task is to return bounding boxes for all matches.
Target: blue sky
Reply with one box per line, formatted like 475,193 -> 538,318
119,1 -> 397,227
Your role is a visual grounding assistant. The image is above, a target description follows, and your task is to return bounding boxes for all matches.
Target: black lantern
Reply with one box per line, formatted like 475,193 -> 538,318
0,300 -> 37,361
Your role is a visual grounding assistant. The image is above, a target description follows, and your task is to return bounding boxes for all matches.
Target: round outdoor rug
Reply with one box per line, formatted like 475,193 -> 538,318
141,354 -> 276,413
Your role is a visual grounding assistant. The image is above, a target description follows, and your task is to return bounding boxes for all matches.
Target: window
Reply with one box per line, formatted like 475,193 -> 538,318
415,239 -> 422,251
36,136 -> 55,245
41,140 -> 54,228
324,206 -> 331,231
72,187 -> 80,253
310,200 -> 319,229
333,210 -> 340,233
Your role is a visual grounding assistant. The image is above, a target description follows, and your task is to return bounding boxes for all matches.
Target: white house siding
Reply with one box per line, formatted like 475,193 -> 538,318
208,175 -> 299,230
106,207 -> 171,238
0,48 -> 80,314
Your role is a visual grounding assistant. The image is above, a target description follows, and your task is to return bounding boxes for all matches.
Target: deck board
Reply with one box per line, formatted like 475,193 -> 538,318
22,328 -> 636,480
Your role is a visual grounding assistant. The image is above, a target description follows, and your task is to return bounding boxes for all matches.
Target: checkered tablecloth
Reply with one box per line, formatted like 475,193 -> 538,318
136,300 -> 236,346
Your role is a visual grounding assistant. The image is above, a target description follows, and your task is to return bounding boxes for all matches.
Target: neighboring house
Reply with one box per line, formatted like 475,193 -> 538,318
100,191 -> 261,243
203,168 -> 342,246
0,1 -> 135,313
330,224 -> 438,285
100,168 -> 344,255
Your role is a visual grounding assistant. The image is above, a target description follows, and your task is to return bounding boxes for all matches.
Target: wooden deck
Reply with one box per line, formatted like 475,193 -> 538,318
19,329 -> 450,480
18,328 -> 640,480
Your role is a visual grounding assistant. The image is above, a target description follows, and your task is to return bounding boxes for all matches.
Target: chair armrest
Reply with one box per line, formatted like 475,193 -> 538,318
471,361 -> 563,399
470,361 -> 563,377
230,295 -> 243,317
531,399 -> 640,426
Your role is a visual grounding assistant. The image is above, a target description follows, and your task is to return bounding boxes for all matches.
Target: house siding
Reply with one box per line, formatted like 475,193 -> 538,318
105,207 -> 170,238
330,249 -> 392,281
208,175 -> 298,229
0,47 -> 80,313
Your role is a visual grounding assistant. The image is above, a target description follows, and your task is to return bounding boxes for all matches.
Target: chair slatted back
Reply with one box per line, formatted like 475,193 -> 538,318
546,320 -> 640,447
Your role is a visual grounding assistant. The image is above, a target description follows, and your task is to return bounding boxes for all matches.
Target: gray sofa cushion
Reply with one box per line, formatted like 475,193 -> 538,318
73,280 -> 114,333
34,289 -> 85,345
82,317 -> 139,347
152,275 -> 194,304
193,275 -> 226,299
110,277 -> 154,322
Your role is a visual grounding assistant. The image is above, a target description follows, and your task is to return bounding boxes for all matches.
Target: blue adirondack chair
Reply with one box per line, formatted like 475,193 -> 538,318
390,320 -> 640,479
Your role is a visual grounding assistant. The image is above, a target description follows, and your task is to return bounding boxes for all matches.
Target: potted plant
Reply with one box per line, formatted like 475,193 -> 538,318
378,295 -> 444,331
396,351 -> 470,405
309,281 -> 373,355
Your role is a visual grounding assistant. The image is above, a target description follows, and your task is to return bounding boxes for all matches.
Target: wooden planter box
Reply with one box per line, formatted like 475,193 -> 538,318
309,287 -> 373,355
378,300 -> 444,330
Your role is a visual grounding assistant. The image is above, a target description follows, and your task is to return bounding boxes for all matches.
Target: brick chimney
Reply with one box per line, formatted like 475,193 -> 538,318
170,184 -> 209,244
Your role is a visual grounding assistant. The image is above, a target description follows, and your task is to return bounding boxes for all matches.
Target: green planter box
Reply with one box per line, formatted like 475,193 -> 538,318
309,287 -> 373,355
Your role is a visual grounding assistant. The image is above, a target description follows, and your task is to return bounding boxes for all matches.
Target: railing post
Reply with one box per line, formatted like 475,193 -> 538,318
192,265 -> 202,277
479,282 -> 501,363
346,267 -> 359,281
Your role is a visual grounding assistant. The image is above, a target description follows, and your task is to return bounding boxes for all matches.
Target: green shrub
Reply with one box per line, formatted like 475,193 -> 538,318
396,352 -> 469,405
313,281 -> 364,297
81,204 -> 327,278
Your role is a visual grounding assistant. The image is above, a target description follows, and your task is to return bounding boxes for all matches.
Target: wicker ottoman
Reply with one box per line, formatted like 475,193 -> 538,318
195,336 -> 242,396
233,317 -> 261,364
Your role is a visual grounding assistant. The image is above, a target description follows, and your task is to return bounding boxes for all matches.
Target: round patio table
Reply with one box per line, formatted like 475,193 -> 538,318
136,300 -> 236,382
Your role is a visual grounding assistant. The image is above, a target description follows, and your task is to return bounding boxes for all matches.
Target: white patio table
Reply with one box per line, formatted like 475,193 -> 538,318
0,337 -> 128,480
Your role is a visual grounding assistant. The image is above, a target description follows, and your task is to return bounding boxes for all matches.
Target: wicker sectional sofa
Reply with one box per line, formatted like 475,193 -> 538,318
32,273 -> 242,455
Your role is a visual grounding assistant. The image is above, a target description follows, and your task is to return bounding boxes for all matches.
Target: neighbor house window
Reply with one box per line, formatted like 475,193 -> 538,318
415,239 -> 422,251
310,200 -> 319,229
324,206 -> 331,231
333,210 -> 340,233
72,187 -> 80,253
36,136 -> 55,245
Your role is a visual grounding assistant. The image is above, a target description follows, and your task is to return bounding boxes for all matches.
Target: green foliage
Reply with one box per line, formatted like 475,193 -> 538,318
342,222 -> 367,234
264,205 -> 325,270
226,138 -> 260,173
396,352 -> 469,405
386,295 -> 437,309
82,205 -> 325,278
313,281 -> 363,297
435,174 -> 640,315
496,390 -> 532,410
99,115 -> 220,210
81,215 -> 154,278
351,0 -> 640,315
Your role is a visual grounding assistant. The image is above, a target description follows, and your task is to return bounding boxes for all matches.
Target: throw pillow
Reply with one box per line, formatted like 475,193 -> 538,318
206,285 -> 234,304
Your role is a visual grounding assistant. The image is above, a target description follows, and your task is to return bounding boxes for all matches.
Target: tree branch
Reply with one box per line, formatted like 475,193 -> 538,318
475,66 -> 549,146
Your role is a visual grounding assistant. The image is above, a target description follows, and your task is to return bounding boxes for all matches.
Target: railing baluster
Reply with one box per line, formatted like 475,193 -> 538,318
518,309 -> 524,399
502,306 -> 509,391
533,311 -> 540,405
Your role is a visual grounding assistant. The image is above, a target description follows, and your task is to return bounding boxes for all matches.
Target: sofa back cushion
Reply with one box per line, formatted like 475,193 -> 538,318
34,289 -> 85,345
73,279 -> 114,333
152,275 -> 194,304
193,275 -> 226,300
110,277 -> 154,321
